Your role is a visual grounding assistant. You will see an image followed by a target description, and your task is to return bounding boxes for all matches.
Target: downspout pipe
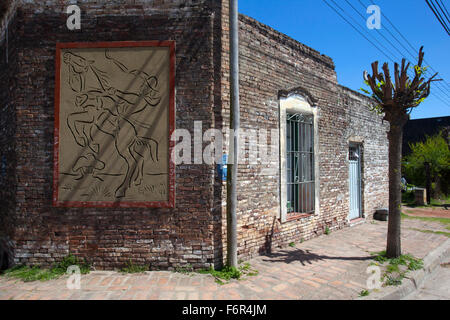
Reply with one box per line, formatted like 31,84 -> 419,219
226,0 -> 239,268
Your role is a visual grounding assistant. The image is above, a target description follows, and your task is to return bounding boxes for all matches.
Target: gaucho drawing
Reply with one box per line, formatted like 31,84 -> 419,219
58,47 -> 168,201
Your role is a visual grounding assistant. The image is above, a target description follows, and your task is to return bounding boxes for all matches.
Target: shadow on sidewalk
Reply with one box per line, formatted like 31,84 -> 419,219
261,249 -> 374,266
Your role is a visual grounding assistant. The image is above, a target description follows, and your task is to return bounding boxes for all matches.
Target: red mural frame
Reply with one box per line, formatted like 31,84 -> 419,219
53,41 -> 176,208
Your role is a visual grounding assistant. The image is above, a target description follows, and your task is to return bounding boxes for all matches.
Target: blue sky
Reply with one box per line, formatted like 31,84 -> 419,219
239,0 -> 450,119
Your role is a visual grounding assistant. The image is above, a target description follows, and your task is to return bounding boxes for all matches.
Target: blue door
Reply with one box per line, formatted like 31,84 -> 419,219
349,144 -> 362,220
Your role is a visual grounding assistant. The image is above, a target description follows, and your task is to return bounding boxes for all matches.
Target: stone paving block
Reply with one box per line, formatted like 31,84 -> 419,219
109,285 -> 129,291
159,291 -> 174,300
174,292 -> 187,300
175,286 -> 196,292
147,292 -> 160,300
272,282 -> 289,292
99,277 -> 115,287
187,292 -> 199,300
105,291 -> 122,300
301,279 -> 321,288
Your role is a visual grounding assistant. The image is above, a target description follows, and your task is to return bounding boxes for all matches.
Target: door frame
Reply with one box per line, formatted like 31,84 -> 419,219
348,142 -> 363,221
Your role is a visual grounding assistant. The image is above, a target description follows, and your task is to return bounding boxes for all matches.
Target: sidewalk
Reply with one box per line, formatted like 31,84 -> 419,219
0,216 -> 448,300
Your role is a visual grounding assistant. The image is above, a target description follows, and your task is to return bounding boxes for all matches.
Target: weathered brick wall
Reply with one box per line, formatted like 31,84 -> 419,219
1,1 -> 389,270
223,14 -> 389,261
339,86 -> 389,219
1,0 -> 225,270
0,3 -> 19,268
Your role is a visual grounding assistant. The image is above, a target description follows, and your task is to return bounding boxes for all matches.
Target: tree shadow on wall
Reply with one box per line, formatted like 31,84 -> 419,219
260,216 -> 277,255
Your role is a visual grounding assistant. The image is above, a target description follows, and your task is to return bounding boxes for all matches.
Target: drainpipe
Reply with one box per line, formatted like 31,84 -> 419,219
226,0 -> 239,268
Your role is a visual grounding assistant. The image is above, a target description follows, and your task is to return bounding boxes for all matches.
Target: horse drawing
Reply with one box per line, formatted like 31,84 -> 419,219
62,49 -> 162,198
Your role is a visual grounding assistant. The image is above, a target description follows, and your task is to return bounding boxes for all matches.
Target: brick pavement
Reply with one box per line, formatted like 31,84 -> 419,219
0,218 -> 448,300
402,205 -> 450,219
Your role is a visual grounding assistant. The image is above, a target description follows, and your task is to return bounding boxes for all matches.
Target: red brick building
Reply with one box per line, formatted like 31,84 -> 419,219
0,1 -> 388,270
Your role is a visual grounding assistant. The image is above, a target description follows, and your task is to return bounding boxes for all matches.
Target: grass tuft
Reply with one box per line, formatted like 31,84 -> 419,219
198,266 -> 242,285
197,262 -> 259,285
412,228 -> 450,238
1,253 -> 90,282
402,212 -> 450,226
369,251 -> 423,287
120,260 -> 149,274
359,290 -> 370,297
174,264 -> 194,274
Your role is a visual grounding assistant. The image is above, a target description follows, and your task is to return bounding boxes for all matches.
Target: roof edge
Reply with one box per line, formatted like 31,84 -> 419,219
239,13 -> 335,70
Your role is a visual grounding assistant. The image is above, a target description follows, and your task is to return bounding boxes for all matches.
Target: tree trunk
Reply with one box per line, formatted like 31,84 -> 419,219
386,124 -> 404,258
425,162 -> 431,204
434,174 -> 441,199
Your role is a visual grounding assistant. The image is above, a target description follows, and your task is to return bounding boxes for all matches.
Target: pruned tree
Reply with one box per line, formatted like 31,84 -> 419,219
362,46 -> 441,258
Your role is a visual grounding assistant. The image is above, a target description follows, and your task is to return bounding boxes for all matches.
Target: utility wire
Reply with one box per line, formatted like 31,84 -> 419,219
426,0 -> 450,35
437,0 -> 450,23
323,0 -> 450,106
322,0 -> 395,64
383,6 -> 449,87
329,0 -> 401,61
362,0 -> 450,91
345,0 -> 411,60
430,0 -> 450,29
360,0 -> 449,87
357,0 -> 450,104
436,0 -> 450,24
355,0 -> 450,103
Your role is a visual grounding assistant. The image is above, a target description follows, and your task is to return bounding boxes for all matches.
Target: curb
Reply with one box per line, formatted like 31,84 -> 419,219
360,238 -> 450,300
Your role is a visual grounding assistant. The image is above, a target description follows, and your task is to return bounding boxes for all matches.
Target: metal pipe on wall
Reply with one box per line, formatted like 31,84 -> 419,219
226,0 -> 239,268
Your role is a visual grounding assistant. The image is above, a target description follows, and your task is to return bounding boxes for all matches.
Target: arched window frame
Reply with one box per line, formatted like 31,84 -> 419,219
279,91 -> 320,222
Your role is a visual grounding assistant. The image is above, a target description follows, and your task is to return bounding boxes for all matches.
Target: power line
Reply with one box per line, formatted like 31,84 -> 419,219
426,0 -> 450,35
356,0 -> 417,62
430,0 -> 450,28
357,0 -> 450,103
322,0 -> 395,64
362,0 -> 450,91
323,0 -> 450,106
329,0 -> 400,62
437,0 -> 450,23
359,0 -> 449,87
349,0 -> 450,104
345,0 -> 410,60
436,0 -> 450,24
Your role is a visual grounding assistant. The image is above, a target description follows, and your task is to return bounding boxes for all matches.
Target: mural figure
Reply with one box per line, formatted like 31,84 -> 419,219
62,49 -> 162,198
72,153 -> 106,181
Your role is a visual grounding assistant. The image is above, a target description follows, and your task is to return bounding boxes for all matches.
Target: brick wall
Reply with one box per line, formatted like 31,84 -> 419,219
339,86 -> 389,219
0,3 -> 19,268
221,14 -> 389,261
0,0 -> 225,270
0,1 -> 389,270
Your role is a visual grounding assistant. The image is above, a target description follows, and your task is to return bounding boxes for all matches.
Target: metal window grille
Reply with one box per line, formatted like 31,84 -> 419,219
286,113 -> 315,215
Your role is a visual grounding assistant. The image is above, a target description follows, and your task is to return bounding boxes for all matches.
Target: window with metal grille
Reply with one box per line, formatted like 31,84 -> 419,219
286,113 -> 315,216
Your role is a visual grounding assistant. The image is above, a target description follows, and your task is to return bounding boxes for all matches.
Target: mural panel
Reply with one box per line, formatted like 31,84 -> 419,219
53,41 -> 175,207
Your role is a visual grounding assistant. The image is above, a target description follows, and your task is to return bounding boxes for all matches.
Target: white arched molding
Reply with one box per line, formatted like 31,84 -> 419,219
279,94 -> 320,223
